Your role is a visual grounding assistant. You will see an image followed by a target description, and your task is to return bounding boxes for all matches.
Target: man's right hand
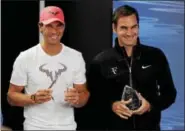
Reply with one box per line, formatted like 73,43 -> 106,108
112,99 -> 133,119
32,89 -> 53,104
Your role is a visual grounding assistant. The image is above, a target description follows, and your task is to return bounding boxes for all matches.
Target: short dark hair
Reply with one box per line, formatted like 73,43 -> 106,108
113,5 -> 139,25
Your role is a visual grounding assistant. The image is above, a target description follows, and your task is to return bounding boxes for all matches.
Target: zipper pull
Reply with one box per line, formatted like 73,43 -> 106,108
129,67 -> 132,73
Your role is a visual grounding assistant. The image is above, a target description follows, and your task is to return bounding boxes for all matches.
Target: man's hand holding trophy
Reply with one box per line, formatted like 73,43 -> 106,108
112,85 -> 151,119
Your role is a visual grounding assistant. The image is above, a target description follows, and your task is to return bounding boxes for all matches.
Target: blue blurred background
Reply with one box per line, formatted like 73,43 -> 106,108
113,1 -> 184,130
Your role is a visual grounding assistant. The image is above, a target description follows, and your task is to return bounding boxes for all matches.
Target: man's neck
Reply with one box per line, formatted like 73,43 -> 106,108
41,42 -> 62,56
124,46 -> 133,57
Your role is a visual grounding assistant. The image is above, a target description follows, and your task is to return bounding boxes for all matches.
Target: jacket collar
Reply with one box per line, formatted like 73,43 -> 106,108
114,37 -> 141,60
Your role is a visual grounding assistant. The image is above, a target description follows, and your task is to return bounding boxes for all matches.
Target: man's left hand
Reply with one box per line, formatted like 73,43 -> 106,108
132,93 -> 151,115
64,88 -> 79,106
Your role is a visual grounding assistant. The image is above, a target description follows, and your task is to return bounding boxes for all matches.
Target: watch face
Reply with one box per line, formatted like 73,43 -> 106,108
31,94 -> 35,101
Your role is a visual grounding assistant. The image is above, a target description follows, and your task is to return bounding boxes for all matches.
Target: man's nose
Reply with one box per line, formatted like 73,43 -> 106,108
50,27 -> 58,33
126,28 -> 132,36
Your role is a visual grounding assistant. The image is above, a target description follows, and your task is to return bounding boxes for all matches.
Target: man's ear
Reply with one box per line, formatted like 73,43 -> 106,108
38,22 -> 43,33
112,23 -> 116,33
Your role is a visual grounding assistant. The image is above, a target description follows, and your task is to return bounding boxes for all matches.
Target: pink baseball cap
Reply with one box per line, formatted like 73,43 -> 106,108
39,6 -> 65,25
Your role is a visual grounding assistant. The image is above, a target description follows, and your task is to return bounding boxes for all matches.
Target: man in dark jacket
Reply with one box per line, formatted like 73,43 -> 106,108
87,5 -> 177,130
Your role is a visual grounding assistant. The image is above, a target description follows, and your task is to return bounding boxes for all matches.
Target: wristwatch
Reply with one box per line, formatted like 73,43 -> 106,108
30,94 -> 36,102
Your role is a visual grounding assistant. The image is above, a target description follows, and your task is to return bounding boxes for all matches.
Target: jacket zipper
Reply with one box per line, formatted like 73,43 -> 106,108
125,56 -> 136,129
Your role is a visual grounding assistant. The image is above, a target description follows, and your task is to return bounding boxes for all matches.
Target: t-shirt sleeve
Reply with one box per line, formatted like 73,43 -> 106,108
10,52 -> 27,86
73,53 -> 86,84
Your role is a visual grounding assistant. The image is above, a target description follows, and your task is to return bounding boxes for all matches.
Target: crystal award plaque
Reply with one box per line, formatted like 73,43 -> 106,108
121,85 -> 141,110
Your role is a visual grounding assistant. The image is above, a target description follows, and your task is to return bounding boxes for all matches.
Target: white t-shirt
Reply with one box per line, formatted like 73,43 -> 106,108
10,43 -> 86,130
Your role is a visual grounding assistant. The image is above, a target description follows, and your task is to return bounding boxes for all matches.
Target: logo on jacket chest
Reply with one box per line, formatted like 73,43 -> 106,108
142,65 -> 151,69
111,67 -> 118,75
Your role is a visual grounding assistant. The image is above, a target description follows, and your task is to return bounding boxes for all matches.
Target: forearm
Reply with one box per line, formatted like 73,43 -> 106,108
7,92 -> 35,107
151,82 -> 177,111
74,91 -> 90,108
145,89 -> 176,112
154,50 -> 177,111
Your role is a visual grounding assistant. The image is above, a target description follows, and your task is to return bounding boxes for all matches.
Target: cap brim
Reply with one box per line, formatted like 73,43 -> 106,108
41,18 -> 65,25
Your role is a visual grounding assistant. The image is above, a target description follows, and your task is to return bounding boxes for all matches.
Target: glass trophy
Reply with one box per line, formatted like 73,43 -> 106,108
121,85 -> 141,110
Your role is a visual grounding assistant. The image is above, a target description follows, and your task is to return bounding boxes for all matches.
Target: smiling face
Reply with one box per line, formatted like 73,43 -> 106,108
113,14 -> 139,47
39,21 -> 65,45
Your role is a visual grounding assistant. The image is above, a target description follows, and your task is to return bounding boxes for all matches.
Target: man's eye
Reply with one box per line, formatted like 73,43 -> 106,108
132,26 -> 137,29
57,25 -> 62,28
47,25 -> 52,28
121,27 -> 127,30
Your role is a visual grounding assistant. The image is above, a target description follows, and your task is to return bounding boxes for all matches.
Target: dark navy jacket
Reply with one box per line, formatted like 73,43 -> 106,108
87,38 -> 177,130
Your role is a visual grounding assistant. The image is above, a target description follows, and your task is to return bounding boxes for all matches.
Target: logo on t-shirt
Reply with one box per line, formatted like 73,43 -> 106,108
39,63 -> 67,84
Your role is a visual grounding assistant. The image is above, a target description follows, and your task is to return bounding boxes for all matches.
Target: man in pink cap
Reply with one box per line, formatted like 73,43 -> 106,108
7,6 -> 90,130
